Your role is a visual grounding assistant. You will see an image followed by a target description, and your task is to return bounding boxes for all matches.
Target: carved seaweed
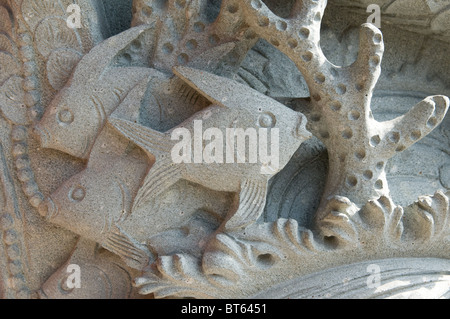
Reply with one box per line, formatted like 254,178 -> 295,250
319,191 -> 449,248
140,191 -> 449,299
134,219 -> 325,298
402,191 -> 450,242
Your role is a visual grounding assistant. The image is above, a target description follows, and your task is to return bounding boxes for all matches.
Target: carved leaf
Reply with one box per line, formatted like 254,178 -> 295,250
201,233 -> 251,285
46,48 -> 82,90
239,218 -> 322,255
0,51 -> 19,86
35,18 -> 81,59
270,219 -> 319,253
0,76 -> 29,125
21,0 -> 64,32
317,192 -> 448,246
359,196 -> 404,242
200,219 -> 324,288
386,206 -> 404,242
0,33 -> 13,53
142,219 -> 324,299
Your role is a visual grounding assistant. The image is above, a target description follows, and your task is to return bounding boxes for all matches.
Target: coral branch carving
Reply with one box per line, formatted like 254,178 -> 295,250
238,0 -> 449,223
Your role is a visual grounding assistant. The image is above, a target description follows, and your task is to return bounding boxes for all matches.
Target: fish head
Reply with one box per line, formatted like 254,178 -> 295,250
254,103 -> 312,174
34,87 -> 102,160
37,167 -> 129,237
38,239 -> 135,299
38,262 -> 119,299
38,168 -> 97,222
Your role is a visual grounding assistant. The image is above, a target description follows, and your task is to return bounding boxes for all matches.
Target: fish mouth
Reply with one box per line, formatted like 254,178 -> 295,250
38,196 -> 58,220
33,125 -> 51,148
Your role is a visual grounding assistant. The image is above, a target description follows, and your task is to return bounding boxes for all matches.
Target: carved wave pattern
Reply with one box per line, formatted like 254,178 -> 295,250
136,190 -> 449,298
251,258 -> 450,299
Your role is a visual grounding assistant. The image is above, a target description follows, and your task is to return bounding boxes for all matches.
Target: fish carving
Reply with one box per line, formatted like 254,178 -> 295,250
34,25 -> 160,159
35,43 -> 241,270
37,123 -> 152,270
110,67 -> 312,230
38,238 -> 142,299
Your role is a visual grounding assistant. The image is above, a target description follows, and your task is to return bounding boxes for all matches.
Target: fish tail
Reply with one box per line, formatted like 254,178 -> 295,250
73,25 -> 153,83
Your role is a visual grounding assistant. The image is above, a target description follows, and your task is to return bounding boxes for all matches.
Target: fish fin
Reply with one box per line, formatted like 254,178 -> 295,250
103,225 -> 153,270
89,68 -> 157,118
173,66 -> 285,111
188,42 -> 236,72
224,179 -> 268,231
110,76 -> 150,123
108,117 -> 173,154
132,157 -> 182,212
72,25 -> 153,83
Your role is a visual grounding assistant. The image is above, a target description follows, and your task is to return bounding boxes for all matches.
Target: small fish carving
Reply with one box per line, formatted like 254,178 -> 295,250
110,67 -> 312,230
38,238 -> 142,299
34,25 -> 160,159
38,124 -> 152,270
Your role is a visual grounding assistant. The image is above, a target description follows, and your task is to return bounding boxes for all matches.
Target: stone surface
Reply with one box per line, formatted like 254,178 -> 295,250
0,0 -> 449,299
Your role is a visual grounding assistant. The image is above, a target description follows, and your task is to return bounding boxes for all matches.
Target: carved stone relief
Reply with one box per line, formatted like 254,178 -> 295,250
0,0 -> 449,299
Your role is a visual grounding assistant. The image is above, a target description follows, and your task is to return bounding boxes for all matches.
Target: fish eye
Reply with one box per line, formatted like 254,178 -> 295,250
69,186 -> 85,202
258,112 -> 276,128
57,109 -> 74,125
